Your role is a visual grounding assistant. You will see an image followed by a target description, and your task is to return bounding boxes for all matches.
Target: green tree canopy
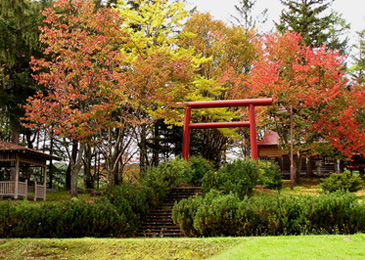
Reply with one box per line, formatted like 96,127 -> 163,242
0,0 -> 51,140
276,0 -> 334,47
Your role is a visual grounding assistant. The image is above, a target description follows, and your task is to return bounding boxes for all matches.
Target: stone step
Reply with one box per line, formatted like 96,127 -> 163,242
137,187 -> 201,237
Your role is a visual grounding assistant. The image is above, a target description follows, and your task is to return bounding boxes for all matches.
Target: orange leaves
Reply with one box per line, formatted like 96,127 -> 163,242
246,31 -> 347,104
178,12 -> 254,99
24,0 -> 128,141
241,31 -> 365,158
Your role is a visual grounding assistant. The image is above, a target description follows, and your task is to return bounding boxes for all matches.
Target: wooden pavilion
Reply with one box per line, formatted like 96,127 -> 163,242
0,140 -> 59,200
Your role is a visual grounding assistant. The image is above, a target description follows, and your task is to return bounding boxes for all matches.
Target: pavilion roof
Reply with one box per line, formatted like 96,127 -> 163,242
0,140 -> 60,161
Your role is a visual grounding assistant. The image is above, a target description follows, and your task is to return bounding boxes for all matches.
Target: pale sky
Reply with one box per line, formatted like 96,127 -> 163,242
186,0 -> 365,43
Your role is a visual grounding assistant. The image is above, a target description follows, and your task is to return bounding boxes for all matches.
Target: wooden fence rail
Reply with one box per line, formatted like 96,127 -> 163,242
0,181 -> 28,198
0,181 -> 15,195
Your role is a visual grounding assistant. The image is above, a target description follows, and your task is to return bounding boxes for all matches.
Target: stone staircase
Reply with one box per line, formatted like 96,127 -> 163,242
137,187 -> 201,237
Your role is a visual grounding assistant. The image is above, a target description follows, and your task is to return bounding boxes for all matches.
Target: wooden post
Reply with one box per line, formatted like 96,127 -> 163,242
290,105 -> 294,190
14,154 -> 19,199
34,180 -> 37,201
182,106 -> 191,161
25,179 -> 28,199
43,166 -> 47,201
249,104 -> 258,160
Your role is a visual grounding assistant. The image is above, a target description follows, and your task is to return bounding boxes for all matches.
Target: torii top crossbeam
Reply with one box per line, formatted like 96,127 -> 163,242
181,98 -> 273,161
182,98 -> 273,108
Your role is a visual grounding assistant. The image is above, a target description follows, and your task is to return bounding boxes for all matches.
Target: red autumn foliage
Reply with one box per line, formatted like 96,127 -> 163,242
23,0 -> 127,141
243,31 -> 365,159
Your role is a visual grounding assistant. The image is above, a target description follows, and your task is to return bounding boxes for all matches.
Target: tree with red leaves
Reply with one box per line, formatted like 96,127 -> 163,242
244,31 -> 361,180
312,84 -> 365,159
23,0 -> 128,197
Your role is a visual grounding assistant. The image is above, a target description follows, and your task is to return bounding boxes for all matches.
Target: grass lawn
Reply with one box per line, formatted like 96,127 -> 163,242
1,234 -> 364,260
211,234 -> 365,260
279,178 -> 365,198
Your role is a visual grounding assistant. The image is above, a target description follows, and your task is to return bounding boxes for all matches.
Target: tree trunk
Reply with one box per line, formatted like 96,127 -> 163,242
83,141 -> 94,189
114,163 -> 120,186
335,159 -> 341,173
49,135 -> 54,189
106,156 -> 115,190
66,140 -> 78,189
139,124 -> 148,175
305,156 -> 315,178
293,152 -> 303,182
152,121 -> 159,167
70,141 -> 84,198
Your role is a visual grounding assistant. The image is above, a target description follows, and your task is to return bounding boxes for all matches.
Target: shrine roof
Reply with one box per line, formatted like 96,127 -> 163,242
257,130 -> 280,146
0,140 -> 60,161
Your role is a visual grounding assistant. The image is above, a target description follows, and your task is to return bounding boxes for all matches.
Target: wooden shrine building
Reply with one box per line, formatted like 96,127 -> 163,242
0,140 -> 59,200
257,130 -> 336,176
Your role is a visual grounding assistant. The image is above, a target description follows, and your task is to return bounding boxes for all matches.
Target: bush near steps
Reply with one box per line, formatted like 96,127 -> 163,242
172,190 -> 365,237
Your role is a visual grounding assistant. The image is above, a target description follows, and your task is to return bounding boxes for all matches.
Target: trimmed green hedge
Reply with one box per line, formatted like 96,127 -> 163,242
172,191 -> 365,237
0,200 -> 125,238
105,182 -> 155,235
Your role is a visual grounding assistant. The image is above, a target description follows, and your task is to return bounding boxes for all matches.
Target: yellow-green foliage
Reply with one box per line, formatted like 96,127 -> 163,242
257,160 -> 283,190
320,170 -> 362,193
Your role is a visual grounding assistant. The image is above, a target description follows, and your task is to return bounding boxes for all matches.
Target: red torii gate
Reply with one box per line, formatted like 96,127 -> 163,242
181,98 -> 273,161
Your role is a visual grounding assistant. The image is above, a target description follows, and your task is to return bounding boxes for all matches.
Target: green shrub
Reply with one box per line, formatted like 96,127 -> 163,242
304,191 -> 365,234
171,193 -> 203,237
106,182 -> 155,234
172,191 -> 365,237
319,170 -> 362,193
144,157 -> 193,192
192,190 -> 243,236
257,161 -> 282,190
201,159 -> 259,198
188,156 -> 214,186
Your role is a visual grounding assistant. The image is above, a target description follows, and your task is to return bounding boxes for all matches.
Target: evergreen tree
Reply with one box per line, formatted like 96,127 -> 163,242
326,10 -> 350,55
349,29 -> 365,83
0,0 -> 51,142
276,0 -> 334,47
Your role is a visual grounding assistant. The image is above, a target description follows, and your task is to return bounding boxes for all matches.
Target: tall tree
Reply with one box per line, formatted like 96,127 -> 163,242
0,0 -> 51,143
326,10 -> 350,55
276,0 -> 334,47
24,0 -> 128,196
177,12 -> 255,163
117,0 -> 206,171
244,31 -> 350,181
310,83 -> 365,159
349,30 -> 365,83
